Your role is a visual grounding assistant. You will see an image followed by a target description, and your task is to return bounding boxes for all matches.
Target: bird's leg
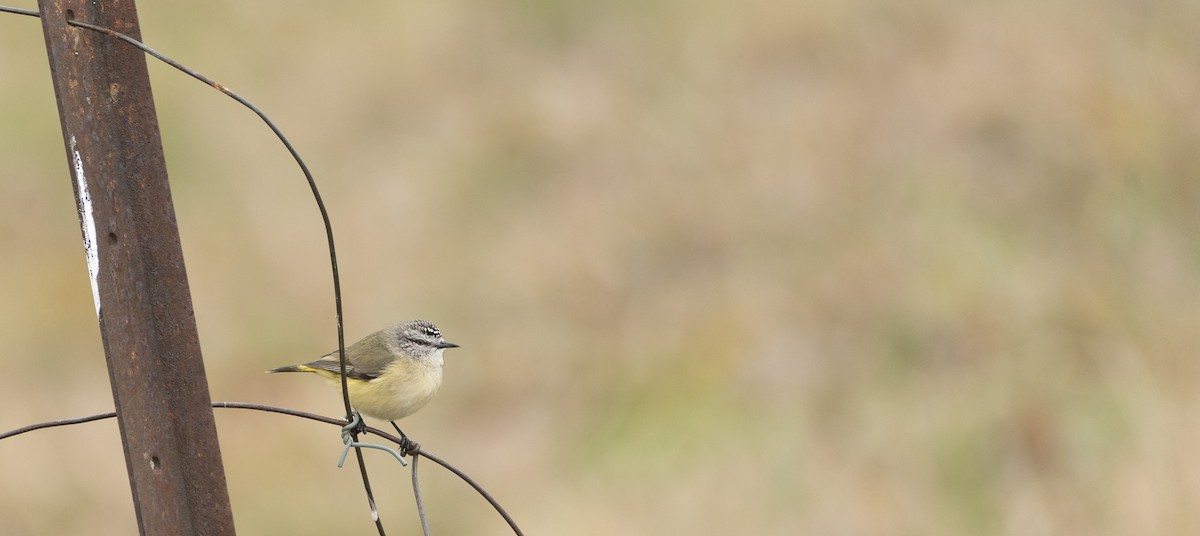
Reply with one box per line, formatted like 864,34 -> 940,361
390,421 -> 408,442
390,421 -> 420,456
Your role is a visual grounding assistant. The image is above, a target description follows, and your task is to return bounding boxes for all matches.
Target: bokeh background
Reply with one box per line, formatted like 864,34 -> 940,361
3,0 -> 1200,534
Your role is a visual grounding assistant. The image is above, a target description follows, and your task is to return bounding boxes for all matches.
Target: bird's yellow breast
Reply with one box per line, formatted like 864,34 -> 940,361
326,357 -> 443,421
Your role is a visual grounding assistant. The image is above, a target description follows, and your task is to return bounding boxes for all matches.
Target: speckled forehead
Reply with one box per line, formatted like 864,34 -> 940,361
394,321 -> 442,347
416,322 -> 441,339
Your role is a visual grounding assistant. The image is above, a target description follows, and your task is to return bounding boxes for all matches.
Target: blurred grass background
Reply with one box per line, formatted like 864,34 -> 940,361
2,0 -> 1200,534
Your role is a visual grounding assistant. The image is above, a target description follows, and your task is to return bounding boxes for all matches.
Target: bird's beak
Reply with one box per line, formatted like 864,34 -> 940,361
435,341 -> 460,349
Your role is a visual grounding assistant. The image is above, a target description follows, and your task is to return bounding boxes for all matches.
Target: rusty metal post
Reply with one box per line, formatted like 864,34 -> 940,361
37,1 -> 237,534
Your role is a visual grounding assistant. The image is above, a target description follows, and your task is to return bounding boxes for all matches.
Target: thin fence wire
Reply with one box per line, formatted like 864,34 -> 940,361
1,403 -> 523,535
0,5 -> 522,535
412,454 -> 433,536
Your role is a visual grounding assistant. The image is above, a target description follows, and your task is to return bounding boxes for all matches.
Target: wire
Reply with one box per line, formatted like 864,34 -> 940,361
412,454 -> 433,536
1,403 -> 525,535
0,411 -> 116,440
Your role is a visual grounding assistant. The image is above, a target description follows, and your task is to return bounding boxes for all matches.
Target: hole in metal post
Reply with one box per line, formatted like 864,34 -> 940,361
149,456 -> 161,471
65,9 -> 74,20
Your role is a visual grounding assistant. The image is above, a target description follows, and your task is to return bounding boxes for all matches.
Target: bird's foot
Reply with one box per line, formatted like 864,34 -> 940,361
391,421 -> 420,456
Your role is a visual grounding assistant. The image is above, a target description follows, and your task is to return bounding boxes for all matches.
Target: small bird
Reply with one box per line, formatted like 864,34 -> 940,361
268,320 -> 458,436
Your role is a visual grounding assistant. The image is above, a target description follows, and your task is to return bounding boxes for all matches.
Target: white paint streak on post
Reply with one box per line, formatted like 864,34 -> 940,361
71,135 -> 102,316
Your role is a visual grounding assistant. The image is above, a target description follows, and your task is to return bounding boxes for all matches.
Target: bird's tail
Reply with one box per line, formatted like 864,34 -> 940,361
266,364 -> 316,374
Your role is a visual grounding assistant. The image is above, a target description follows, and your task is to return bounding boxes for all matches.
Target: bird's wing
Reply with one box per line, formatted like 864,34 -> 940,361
312,329 -> 395,380
298,357 -> 377,380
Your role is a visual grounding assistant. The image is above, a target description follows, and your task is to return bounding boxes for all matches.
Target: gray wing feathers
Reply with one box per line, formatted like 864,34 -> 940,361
313,329 -> 395,380
294,359 -> 373,380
